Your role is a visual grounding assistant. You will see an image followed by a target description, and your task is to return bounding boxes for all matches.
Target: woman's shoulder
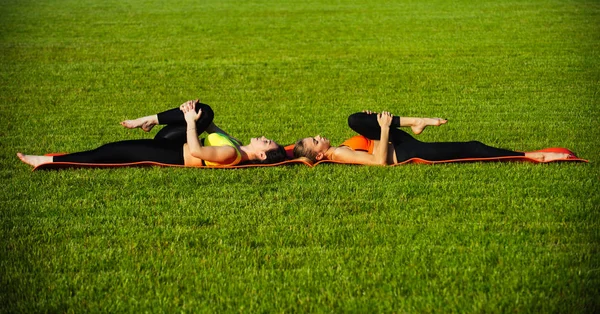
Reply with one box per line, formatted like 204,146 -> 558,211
331,146 -> 376,164
331,146 -> 352,159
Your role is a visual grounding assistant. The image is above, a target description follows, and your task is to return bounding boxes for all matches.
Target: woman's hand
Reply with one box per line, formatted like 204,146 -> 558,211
179,99 -> 199,110
377,111 -> 393,128
180,100 -> 202,123
180,99 -> 199,111
363,110 -> 377,115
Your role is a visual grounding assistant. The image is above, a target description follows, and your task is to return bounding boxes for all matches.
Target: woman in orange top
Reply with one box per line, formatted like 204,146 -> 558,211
17,100 -> 286,167
293,111 -> 571,165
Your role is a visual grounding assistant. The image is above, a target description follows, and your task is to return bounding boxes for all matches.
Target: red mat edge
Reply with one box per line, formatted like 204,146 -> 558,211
33,158 -> 313,171
32,148 -> 588,171
314,147 -> 588,166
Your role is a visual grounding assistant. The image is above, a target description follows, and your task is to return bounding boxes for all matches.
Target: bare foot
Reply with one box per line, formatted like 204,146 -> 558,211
17,153 -> 52,167
525,152 -> 571,162
120,115 -> 157,132
411,118 -> 448,135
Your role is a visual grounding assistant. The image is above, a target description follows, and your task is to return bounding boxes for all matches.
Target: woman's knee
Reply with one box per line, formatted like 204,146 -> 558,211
196,103 -> 214,121
347,112 -> 367,131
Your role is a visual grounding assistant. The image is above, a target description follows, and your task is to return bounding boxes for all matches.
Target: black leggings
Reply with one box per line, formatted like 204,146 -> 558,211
54,103 -> 214,164
347,113 -> 524,162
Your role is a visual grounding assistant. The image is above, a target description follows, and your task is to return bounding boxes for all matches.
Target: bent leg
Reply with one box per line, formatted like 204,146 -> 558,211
156,102 -> 214,125
347,112 -> 446,138
122,102 -> 215,136
347,112 -> 401,140
347,112 -> 417,144
154,103 -> 215,144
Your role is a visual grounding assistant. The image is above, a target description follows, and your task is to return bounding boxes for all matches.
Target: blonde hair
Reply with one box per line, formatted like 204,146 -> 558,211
293,138 -> 318,163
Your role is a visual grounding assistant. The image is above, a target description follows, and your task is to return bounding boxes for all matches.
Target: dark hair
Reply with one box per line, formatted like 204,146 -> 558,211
293,138 -> 318,163
257,144 -> 287,164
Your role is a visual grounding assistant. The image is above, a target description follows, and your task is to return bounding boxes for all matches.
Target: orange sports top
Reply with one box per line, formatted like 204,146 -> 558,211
340,135 -> 374,154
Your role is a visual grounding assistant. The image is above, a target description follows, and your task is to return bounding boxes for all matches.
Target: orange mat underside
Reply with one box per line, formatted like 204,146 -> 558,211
32,147 -> 587,171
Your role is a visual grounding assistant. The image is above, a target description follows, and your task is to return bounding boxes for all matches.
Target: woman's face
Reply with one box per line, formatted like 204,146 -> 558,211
302,135 -> 330,155
250,136 -> 279,153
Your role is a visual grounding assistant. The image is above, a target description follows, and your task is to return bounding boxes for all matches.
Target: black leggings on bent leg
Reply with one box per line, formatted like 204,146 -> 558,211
347,112 -> 416,144
347,112 -> 524,162
154,102 -> 215,145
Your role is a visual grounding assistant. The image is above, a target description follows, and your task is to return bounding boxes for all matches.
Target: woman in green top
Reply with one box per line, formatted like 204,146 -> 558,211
17,100 -> 287,167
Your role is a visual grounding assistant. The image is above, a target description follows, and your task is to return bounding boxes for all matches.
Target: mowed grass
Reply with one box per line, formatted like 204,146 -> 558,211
1,0 -> 599,312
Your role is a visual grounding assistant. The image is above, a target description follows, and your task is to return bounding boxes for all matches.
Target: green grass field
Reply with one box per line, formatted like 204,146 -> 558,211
1,0 -> 599,312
